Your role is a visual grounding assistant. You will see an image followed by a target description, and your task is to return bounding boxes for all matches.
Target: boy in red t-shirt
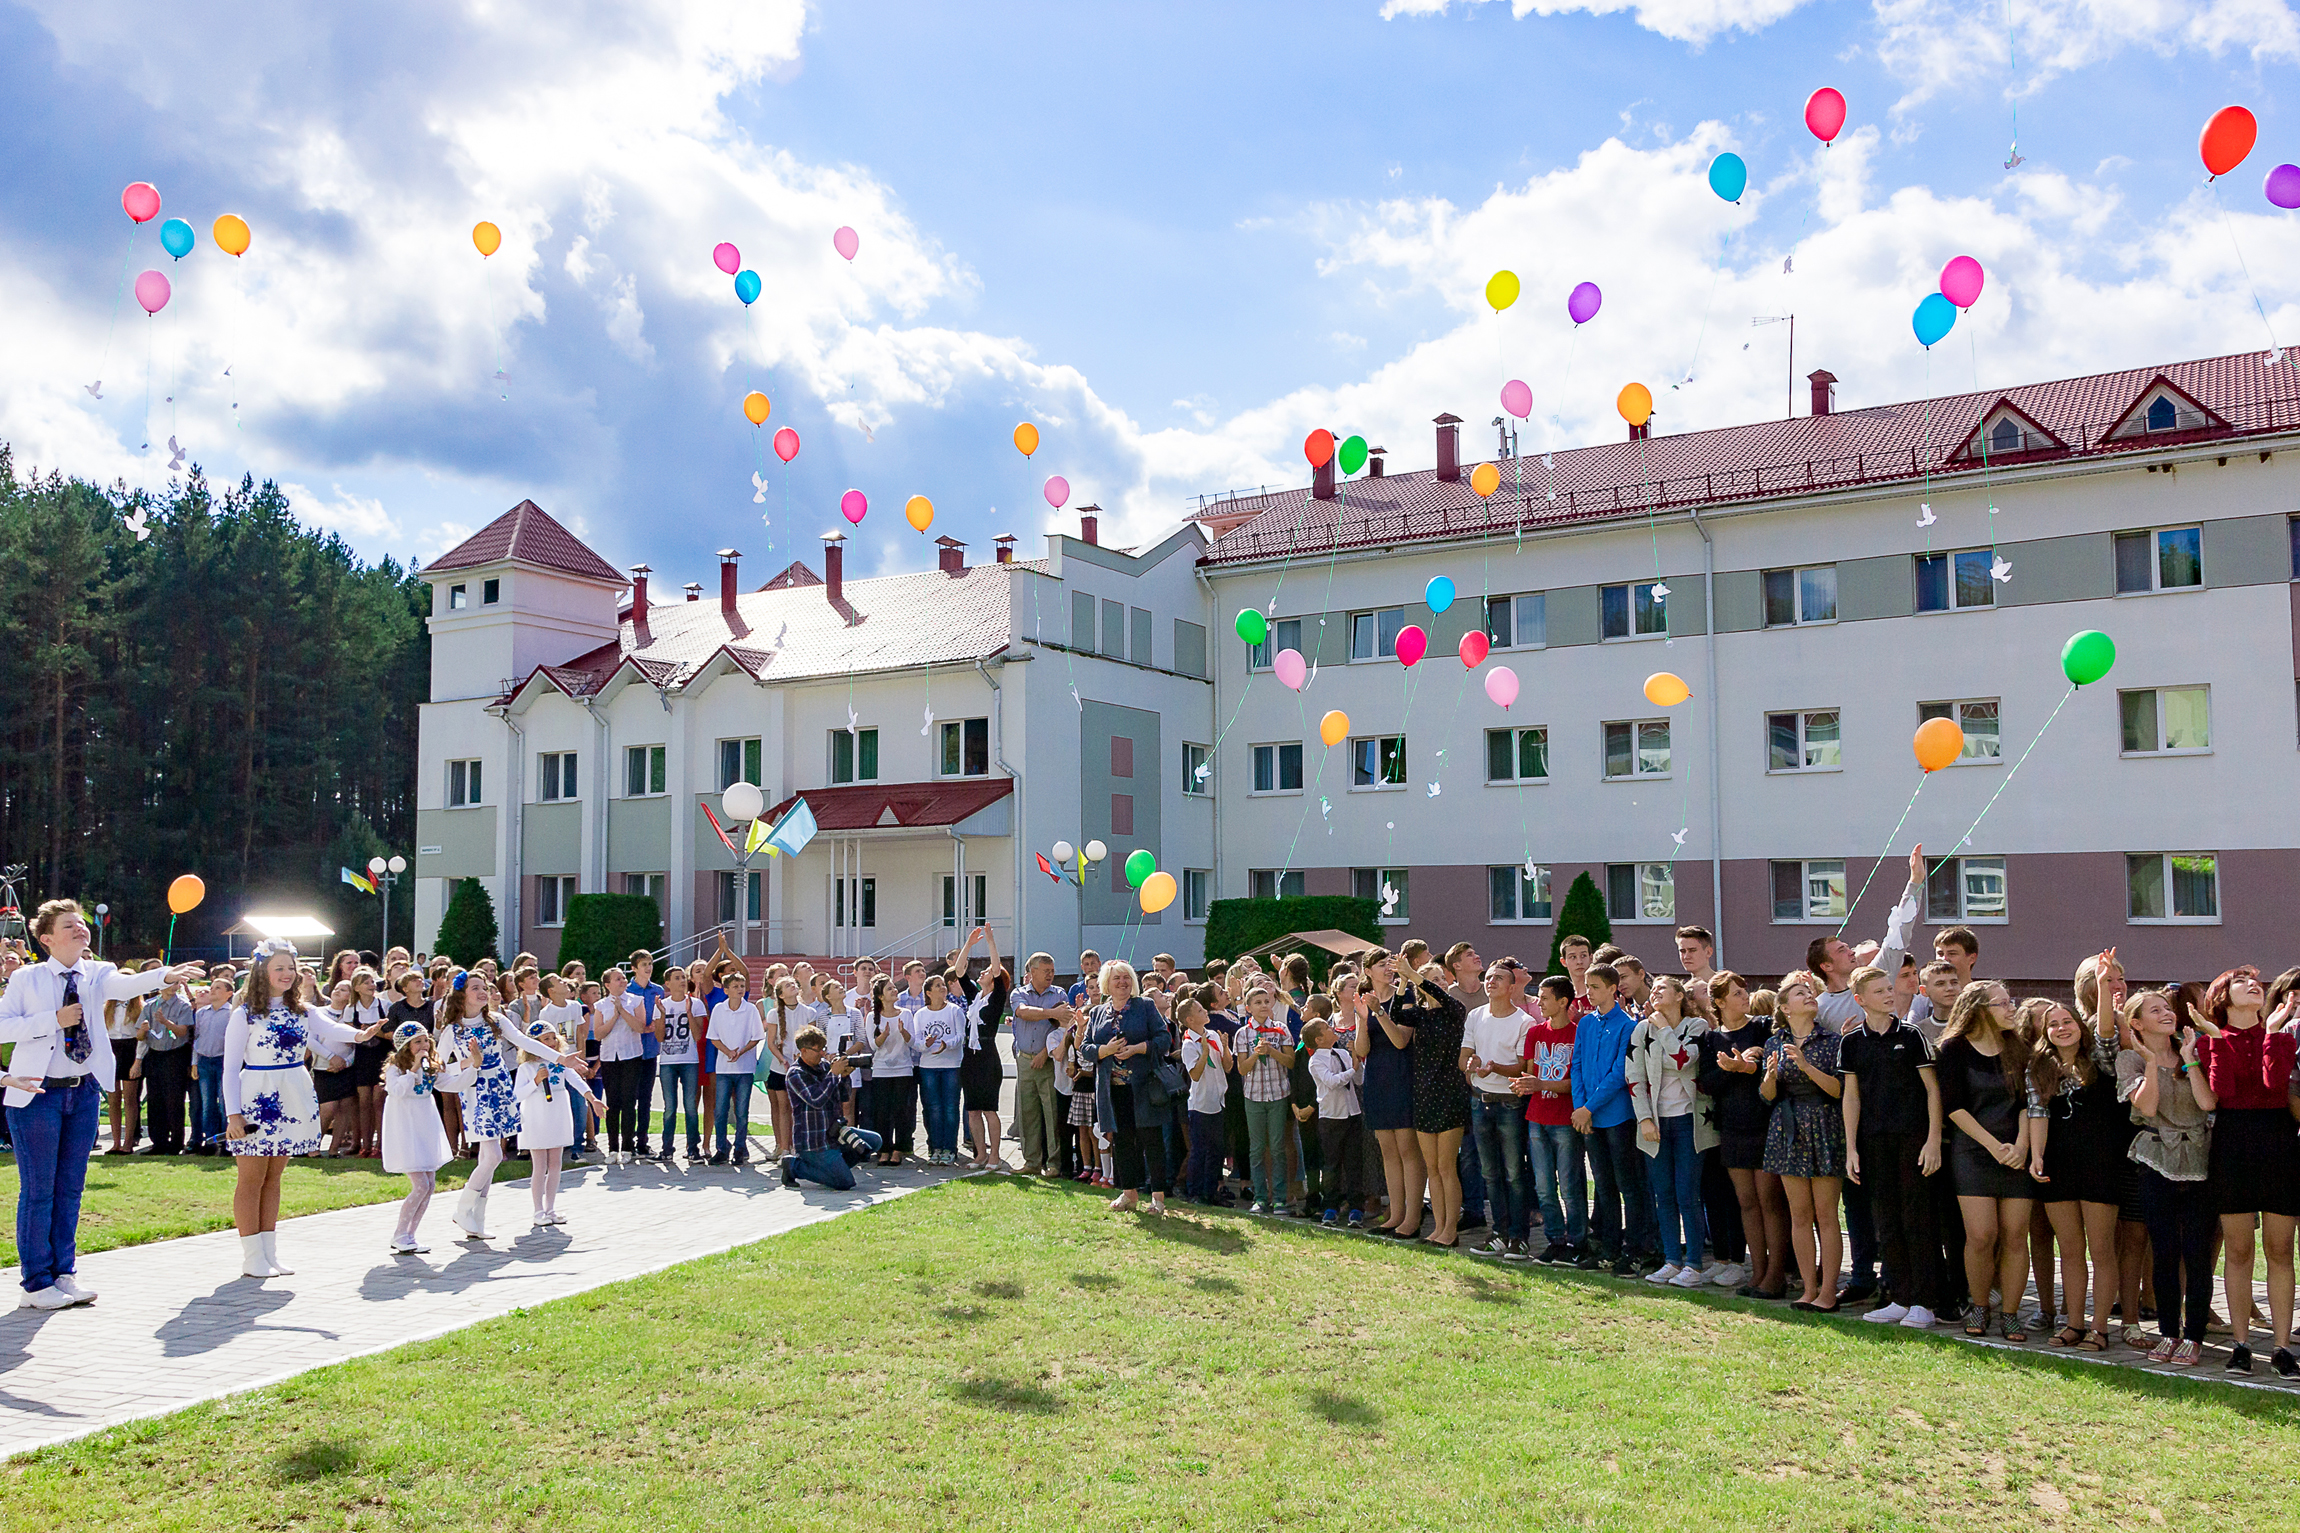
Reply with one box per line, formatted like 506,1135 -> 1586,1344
1516,974 -> 1588,1263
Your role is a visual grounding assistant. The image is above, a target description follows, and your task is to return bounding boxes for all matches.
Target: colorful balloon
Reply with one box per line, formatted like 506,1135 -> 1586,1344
2267,164 -> 2300,210
121,182 -> 161,224
840,488 -> 868,525
1469,461 -> 1501,498
1124,849 -> 1157,889
2200,105 -> 2257,180
1644,671 -> 1690,707
1425,575 -> 1456,614
1912,716 -> 1965,772
1304,428 -> 1335,469
713,241 -> 741,275
1804,87 -> 1847,144
1708,152 -> 1747,203
1567,281 -> 1602,326
1617,382 -> 1653,427
1013,422 -> 1039,457
1486,270 -> 1521,311
742,391 -> 771,426
1939,255 -> 1985,310
1337,434 -> 1368,476
1319,710 -> 1350,748
1500,379 -> 1532,420
1235,609 -> 1268,647
773,427 -> 800,463
1395,625 -> 1428,668
1484,666 -> 1519,710
734,268 -> 761,306
212,214 -> 250,257
1043,474 -> 1070,510
1139,870 -> 1178,914
1912,292 -> 1957,349
833,225 -> 860,261
1458,630 -> 1489,668
904,495 -> 934,533
166,873 -> 205,914
134,270 -> 170,315
2061,629 -> 2117,687
472,220 -> 501,257
1273,648 -> 1307,691
159,217 -> 195,260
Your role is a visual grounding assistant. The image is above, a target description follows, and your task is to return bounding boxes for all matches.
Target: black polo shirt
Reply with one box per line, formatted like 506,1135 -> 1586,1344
1838,1018 -> 1935,1138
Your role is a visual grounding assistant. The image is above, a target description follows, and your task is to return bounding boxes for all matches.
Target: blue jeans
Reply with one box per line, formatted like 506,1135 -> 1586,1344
1649,1115 -> 1708,1268
658,1062 -> 700,1154
1528,1120 -> 1588,1246
917,1068 -> 961,1154
1458,1132 -> 1488,1224
1184,1110 -> 1227,1201
786,1127 -> 882,1191
8,1075 -> 99,1291
1470,1096 -> 1530,1242
1586,1118 -> 1655,1260
194,1055 -> 226,1146
714,1072 -> 755,1158
1243,1096 -> 1290,1207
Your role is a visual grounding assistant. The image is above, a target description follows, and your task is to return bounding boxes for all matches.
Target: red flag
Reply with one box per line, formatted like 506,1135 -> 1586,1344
700,802 -> 740,856
1036,852 -> 1061,883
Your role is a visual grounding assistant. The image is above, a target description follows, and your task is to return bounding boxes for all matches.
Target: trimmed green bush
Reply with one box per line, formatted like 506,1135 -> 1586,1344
1203,896 -> 1381,984
433,877 -> 501,967
1545,871 -> 1611,977
558,893 -> 665,979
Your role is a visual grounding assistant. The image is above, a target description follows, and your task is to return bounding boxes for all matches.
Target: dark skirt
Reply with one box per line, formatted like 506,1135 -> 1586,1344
1762,1097 -> 1845,1179
350,1042 -> 389,1087
1950,1134 -> 2037,1202
2039,1100 -> 2134,1207
314,1065 -> 360,1105
1720,1128 -> 1769,1173
2210,1106 -> 2300,1218
960,1046 -> 1003,1112
1364,1036 -> 1414,1134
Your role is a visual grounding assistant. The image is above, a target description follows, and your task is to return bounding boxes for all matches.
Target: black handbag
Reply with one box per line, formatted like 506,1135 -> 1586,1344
1145,1056 -> 1187,1107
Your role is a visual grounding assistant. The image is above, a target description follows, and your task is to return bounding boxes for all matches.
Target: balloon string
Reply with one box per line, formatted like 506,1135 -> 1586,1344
1680,228 -> 1733,393
1833,773 -> 1929,937
96,230 -> 135,391
1968,328 -> 2004,572
2211,184 -> 2285,354
230,255 -> 244,430
2005,0 -> 2021,164
1919,349 -> 1935,556
1544,327 -> 1581,504
1277,694 -> 1325,883
142,315 -> 153,452
1938,683 -> 2077,862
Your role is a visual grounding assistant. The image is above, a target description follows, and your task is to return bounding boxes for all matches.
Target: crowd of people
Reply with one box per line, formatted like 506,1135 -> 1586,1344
6,852 -> 2298,1384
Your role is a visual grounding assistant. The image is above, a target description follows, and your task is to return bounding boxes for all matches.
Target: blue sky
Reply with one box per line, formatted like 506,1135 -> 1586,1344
1,0 -> 2294,585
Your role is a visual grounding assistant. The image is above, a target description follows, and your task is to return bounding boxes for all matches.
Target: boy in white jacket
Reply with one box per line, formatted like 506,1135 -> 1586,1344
1305,1017 -> 1366,1230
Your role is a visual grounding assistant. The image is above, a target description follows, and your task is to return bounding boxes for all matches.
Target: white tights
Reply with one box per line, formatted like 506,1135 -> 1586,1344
470,1136 -> 505,1187
531,1147 -> 563,1215
395,1171 -> 436,1243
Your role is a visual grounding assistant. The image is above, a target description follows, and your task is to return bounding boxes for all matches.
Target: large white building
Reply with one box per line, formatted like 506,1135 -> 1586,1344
416,351 -> 2300,984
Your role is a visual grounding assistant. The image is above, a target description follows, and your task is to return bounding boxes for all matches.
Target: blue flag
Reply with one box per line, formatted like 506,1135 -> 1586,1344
764,797 -> 818,859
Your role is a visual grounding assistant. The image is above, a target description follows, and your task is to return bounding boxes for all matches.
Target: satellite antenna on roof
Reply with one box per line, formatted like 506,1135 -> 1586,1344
1752,315 -> 1794,420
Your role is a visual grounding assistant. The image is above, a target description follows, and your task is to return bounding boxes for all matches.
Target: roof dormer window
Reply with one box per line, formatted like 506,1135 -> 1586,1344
1990,418 -> 2023,455
2146,396 -> 2178,432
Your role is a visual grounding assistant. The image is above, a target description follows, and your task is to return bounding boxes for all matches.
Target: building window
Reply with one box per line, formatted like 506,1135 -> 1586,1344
1916,700 -> 2001,762
1352,867 -> 1410,923
1763,566 -> 1838,627
1926,855 -> 2007,922
1350,607 -> 1407,661
1252,742 -> 1303,795
624,745 -> 666,798
1770,859 -> 1847,922
834,877 -> 876,929
621,872 -> 664,907
447,758 -> 482,807
535,875 -> 577,927
1250,869 -> 1305,900
1101,599 -> 1128,660
1915,549 -> 1996,613
716,870 -> 762,923
1183,869 -> 1210,922
2119,687 -> 2211,755
939,718 -> 990,777
1766,710 -> 1842,772
830,728 -> 879,785
1182,743 -> 1211,796
1603,719 -> 1671,779
2147,396 -> 2179,432
1247,618 -> 1301,671
941,873 -> 988,929
538,751 -> 577,802
1600,581 -> 1667,640
448,584 -> 467,610
482,577 -> 501,605
2289,515 -> 2300,579
1606,862 -> 1674,922
718,737 -> 762,790
2114,527 -> 2203,594
1485,727 -> 1549,784
1484,592 -> 1547,650
1489,863 -> 1553,922
2127,853 -> 2218,923
1351,735 -> 1407,790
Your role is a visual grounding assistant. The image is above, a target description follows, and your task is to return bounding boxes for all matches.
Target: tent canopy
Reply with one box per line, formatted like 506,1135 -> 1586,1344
222,914 -> 336,939
1231,928 -> 1372,967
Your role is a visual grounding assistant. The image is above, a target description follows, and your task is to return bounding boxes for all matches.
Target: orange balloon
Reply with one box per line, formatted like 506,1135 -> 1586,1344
1013,422 -> 1039,457
1469,461 -> 1501,498
212,214 -> 251,257
472,221 -> 501,258
1643,672 -> 1689,707
1913,716 -> 1965,772
1319,709 -> 1350,748
2200,104 -> 2257,179
1617,382 -> 1654,427
905,494 -> 935,533
742,391 -> 771,426
167,874 -> 206,914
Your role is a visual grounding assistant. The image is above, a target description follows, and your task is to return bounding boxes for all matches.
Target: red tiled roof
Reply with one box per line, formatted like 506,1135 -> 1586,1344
1200,351 -> 2300,566
425,500 -> 626,584
764,777 -> 1013,831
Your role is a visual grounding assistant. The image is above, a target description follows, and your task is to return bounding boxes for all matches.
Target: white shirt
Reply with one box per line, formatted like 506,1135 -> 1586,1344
0,956 -> 173,1105
871,1010 -> 917,1076
309,1007 -> 356,1070
1181,1031 -> 1229,1114
593,991 -> 649,1062
654,995 -> 701,1065
912,1003 -> 966,1069
1464,1003 -> 1531,1096
709,1000 -> 765,1071
1049,1027 -> 1075,1096
1308,1046 -> 1363,1119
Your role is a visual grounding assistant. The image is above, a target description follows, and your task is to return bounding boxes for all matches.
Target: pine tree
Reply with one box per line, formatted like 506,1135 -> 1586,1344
1545,871 -> 1612,976
434,877 -> 500,966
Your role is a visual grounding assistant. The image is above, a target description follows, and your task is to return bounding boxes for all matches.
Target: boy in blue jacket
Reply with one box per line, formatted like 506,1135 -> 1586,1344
1570,964 -> 1658,1276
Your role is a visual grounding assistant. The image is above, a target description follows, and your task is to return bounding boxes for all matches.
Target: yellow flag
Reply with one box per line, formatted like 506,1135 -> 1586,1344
744,814 -> 771,854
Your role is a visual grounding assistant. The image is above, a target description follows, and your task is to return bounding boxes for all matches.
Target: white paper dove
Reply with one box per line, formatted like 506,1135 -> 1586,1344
122,508 -> 150,543
921,706 -> 935,737
1425,782 -> 1441,798
1671,827 -> 1689,848
1990,555 -> 2013,584
1916,503 -> 1936,528
83,380 -> 102,400
1651,582 -> 1670,599
752,472 -> 769,504
166,436 -> 185,472
1380,882 -> 1399,916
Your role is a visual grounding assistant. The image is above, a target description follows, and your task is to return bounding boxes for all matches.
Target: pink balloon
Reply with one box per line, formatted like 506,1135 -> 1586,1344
121,182 -> 160,224
1484,665 -> 1519,710
134,269 -> 171,315
833,226 -> 859,261
1459,630 -> 1489,668
1939,254 -> 1985,310
1043,474 -> 1070,510
1273,647 -> 1307,691
1804,86 -> 1847,144
773,427 -> 800,463
713,242 -> 741,275
1500,379 -> 1532,420
1395,624 -> 1427,668
840,488 -> 867,525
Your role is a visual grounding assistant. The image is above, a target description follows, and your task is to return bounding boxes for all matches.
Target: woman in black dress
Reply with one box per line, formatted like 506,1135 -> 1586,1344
1359,950 -> 1424,1237
2024,997 -> 2128,1351
1697,971 -> 1786,1299
1936,980 -> 2036,1340
1401,961 -> 1470,1247
1088,960 -> 1173,1215
951,929 -> 1010,1169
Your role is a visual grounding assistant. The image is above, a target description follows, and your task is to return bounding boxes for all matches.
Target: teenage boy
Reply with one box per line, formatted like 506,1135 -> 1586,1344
1558,935 -> 1596,1017
1518,976 -> 1587,1263
1151,953 -> 1179,987
1234,985 -> 1296,1216
1934,927 -> 1979,988
1067,950 -> 1103,1008
1839,964 -> 1943,1330
191,974 -> 235,1152
1911,961 -> 1962,1046
1570,963 -> 1655,1276
1613,957 -> 1652,1018
1178,1000 -> 1229,1204
780,1026 -> 882,1190
1012,953 -> 1071,1176
628,949 -> 665,1127
1674,927 -> 1717,986
1,900 -> 203,1308
1463,962 -> 1533,1259
1305,1015 -> 1365,1228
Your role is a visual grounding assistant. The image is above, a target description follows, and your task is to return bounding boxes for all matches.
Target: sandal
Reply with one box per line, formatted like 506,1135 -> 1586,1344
2050,1324 -> 2086,1348
2147,1336 -> 2179,1363
2122,1325 -> 2153,1349
2079,1330 -> 2110,1352
1965,1308 -> 1992,1339
2002,1316 -> 2028,1344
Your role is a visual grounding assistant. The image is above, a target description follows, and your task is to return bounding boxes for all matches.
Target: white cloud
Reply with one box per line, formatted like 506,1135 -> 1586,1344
282,480 -> 398,541
1874,0 -> 2300,107
1380,0 -> 1818,45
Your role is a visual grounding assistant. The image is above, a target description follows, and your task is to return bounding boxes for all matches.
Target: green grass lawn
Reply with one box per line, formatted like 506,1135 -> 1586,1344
10,1177 -> 2300,1531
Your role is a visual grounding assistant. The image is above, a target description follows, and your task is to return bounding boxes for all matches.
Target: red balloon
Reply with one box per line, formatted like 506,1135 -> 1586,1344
2201,105 -> 2257,179
121,182 -> 160,224
1458,630 -> 1489,668
773,427 -> 799,463
1303,428 -> 1335,469
1803,87 -> 1847,145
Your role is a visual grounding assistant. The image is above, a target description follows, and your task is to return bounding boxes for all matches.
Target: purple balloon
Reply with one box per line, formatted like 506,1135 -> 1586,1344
2268,163 -> 2300,211
1567,281 -> 1602,326
1043,474 -> 1070,510
1499,379 -> 1532,420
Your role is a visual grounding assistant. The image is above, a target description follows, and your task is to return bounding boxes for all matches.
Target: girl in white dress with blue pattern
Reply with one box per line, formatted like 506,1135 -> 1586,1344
440,978 -> 520,1240
514,1017 -> 601,1229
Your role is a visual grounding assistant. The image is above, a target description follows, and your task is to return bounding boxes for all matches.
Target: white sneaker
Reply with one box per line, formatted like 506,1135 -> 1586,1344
1709,1262 -> 1748,1288
1644,1263 -> 1681,1285
1478,1235 -> 1512,1258
1863,1301 -> 1912,1324
52,1274 -> 96,1305
1669,1266 -> 1707,1288
1899,1306 -> 1937,1329
22,1285 -> 77,1310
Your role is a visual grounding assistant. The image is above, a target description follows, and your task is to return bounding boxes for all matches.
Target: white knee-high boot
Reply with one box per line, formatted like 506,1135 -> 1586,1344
261,1230 -> 292,1275
240,1233 -> 270,1277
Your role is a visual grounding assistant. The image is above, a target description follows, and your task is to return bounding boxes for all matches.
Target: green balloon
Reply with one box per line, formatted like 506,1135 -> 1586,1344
1337,434 -> 1368,476
1235,608 -> 1268,647
2061,629 -> 2116,687
1124,849 -> 1156,888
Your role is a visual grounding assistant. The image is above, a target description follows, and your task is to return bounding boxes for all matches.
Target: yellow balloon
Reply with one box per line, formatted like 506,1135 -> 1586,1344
1913,716 -> 1965,772
1013,422 -> 1039,457
742,391 -> 771,426
212,214 -> 251,257
1469,461 -> 1501,498
1643,671 -> 1690,707
1485,270 -> 1520,311
472,220 -> 501,258
1319,709 -> 1350,748
1617,382 -> 1653,427
1139,870 -> 1178,914
905,494 -> 935,533
167,873 -> 206,914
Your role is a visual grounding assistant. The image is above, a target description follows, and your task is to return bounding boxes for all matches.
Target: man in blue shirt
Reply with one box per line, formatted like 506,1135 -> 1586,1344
627,950 -> 666,1155
1569,963 -> 1657,1276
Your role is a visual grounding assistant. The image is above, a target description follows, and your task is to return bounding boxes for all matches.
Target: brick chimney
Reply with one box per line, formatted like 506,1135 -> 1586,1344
683,581 -> 702,602
1079,506 -> 1099,545
1368,447 -> 1386,478
1313,443 -> 1335,501
1434,413 -> 1462,482
936,534 -> 966,574
1628,422 -> 1650,441
1808,369 -> 1838,417
821,531 -> 845,606
628,563 -> 650,625
994,534 -> 1016,564
717,549 -> 740,616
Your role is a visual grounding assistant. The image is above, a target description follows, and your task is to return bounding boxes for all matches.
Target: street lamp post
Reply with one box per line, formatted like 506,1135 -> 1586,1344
367,854 -> 407,954
722,782 -> 766,959
94,903 -> 108,960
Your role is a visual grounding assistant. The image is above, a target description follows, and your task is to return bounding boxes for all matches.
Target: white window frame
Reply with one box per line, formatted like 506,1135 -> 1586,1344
446,758 -> 482,808
1762,565 -> 1838,628
2113,526 -> 2203,596
535,874 -> 577,927
1183,869 -> 1211,924
1925,855 -> 2008,925
1182,742 -> 1211,797
830,727 -> 880,786
938,717 -> 991,778
1246,617 -> 1302,672
1488,863 -> 1553,924
1916,700 -> 2002,765
2126,852 -> 2220,925
1348,607 -> 1407,663
1483,592 -> 1547,652
1250,741 -> 1303,797
1350,734 -> 1407,792
1765,709 -> 1843,774
621,872 -> 665,906
1485,726 -> 1549,785
1249,869 -> 1305,901
448,584 -> 468,610
1605,862 -> 1675,923
717,737 -> 762,790
1914,549 -> 1998,614
1602,719 -> 1671,780
941,873 -> 989,930
1352,867 -> 1410,925
2119,686 -> 2211,757
624,744 -> 667,799
1769,859 -> 1847,923
538,751 -> 578,803
1599,581 -> 1668,642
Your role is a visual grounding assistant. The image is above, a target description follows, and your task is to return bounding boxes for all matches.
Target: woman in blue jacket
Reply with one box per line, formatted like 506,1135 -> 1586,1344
1090,960 -> 1173,1215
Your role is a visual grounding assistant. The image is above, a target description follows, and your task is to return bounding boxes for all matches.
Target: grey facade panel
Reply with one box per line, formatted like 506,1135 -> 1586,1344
1713,568 -> 1764,633
1837,554 -> 1913,621
607,794 -> 672,873
1665,576 -> 1708,638
1546,585 -> 1602,648
1426,585 -> 1479,656
1080,699 -> 1162,926
415,806 -> 497,879
1309,611 -> 1351,667
1173,618 -> 1208,678
1101,599 -> 1127,659
1070,591 -> 1095,651
2000,532 -> 2113,607
2204,514 -> 2291,588
1131,606 -> 1154,667
521,801 -> 582,875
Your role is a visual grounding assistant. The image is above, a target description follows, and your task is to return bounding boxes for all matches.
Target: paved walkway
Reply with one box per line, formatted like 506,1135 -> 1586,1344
0,1154 -> 963,1459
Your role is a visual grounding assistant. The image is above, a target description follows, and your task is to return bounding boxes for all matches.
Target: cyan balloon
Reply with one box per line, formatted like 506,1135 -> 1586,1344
159,217 -> 195,260
1911,291 -> 1957,349
1425,575 -> 1456,615
1708,152 -> 1747,203
734,268 -> 762,306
